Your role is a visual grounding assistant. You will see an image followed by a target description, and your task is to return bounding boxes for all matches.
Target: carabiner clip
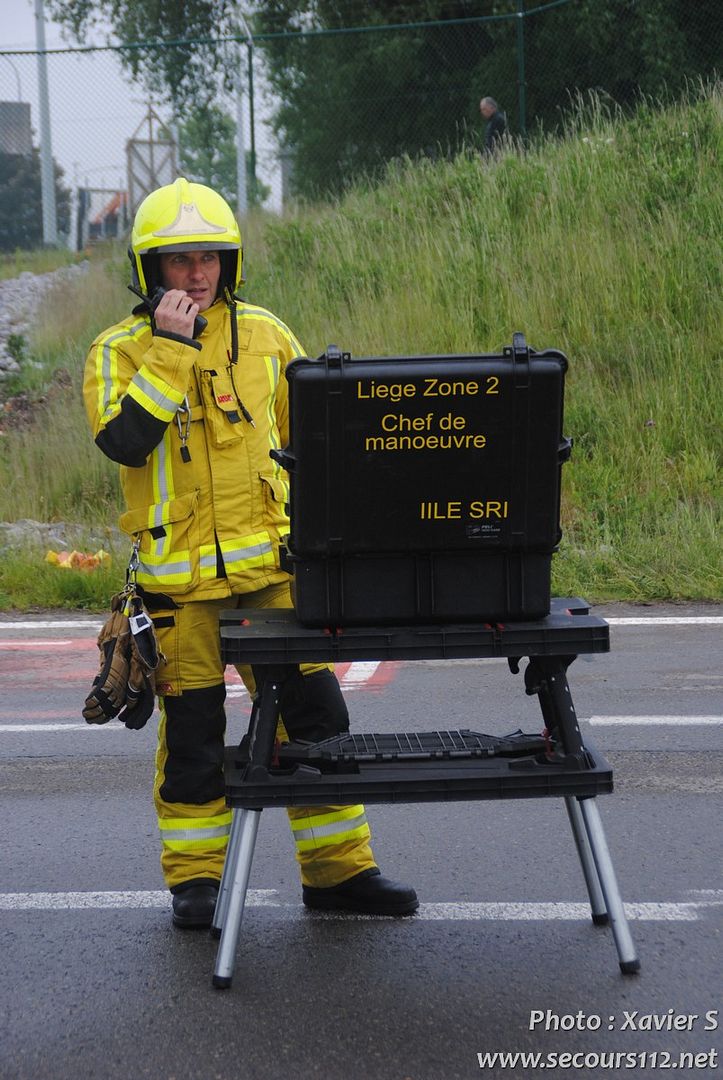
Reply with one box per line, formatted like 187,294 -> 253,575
176,395 -> 192,462
126,538 -> 140,590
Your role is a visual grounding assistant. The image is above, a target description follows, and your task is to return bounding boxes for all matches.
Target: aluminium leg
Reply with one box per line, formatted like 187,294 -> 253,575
212,808 -> 262,988
565,796 -> 608,925
577,797 -> 640,974
212,668 -> 287,985
211,807 -> 248,939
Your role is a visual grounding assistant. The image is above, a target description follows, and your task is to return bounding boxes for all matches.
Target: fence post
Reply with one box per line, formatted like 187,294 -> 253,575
34,0 -> 58,245
236,47 -> 248,218
516,0 -> 527,138
247,41 -> 257,201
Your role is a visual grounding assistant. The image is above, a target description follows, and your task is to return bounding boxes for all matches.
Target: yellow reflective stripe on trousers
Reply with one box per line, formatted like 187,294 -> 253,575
289,806 -> 370,851
126,363 -> 186,421
219,532 -> 273,574
158,811 -> 232,852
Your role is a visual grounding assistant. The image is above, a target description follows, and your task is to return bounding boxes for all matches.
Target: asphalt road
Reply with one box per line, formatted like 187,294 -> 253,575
1,602 -> 721,1080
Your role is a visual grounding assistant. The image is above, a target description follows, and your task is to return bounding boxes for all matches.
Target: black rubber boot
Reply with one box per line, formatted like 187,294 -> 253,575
171,878 -> 220,928
302,867 -> 419,916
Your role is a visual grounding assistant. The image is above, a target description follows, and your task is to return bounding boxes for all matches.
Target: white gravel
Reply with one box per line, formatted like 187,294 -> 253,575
0,262 -> 89,377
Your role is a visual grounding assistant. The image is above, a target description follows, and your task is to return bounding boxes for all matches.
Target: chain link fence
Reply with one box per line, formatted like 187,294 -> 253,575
0,0 -> 719,251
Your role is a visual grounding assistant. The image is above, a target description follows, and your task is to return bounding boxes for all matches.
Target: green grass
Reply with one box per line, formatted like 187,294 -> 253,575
0,551 -> 124,611
0,246 -> 84,281
0,84 -> 721,609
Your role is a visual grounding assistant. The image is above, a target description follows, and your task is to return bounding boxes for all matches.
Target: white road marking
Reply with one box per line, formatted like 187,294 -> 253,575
2,714 -> 721,733
339,902 -> 721,922
0,891 -> 720,920
586,716 -> 722,726
0,621 -> 103,630
1,615 -> 721,637
338,661 -> 380,685
220,663 -> 380,700
0,723 -> 111,732
0,889 -> 278,910
0,640 -> 75,649
606,617 -> 723,625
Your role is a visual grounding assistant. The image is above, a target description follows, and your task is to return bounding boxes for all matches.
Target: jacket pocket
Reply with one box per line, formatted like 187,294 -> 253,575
119,490 -> 199,593
259,472 -> 290,524
200,368 -> 247,448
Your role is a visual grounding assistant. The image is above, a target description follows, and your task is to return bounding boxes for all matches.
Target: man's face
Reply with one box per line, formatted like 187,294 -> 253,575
159,250 -> 222,311
480,102 -> 495,120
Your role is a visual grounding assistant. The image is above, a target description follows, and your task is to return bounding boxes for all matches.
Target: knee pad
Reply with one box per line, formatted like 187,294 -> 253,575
275,668 -> 349,743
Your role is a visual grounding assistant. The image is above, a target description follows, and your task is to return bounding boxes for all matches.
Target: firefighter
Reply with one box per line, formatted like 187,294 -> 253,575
84,178 -> 418,927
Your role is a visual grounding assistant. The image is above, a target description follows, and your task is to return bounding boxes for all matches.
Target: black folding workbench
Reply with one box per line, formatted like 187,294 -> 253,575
211,598 -> 639,988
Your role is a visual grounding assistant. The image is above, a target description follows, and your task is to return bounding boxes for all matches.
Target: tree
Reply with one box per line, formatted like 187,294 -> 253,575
0,150 -> 71,251
178,104 -> 270,209
47,0 -> 722,200
255,0 -> 722,197
508,0 -> 723,135
45,0 -> 244,110
255,1 -> 496,197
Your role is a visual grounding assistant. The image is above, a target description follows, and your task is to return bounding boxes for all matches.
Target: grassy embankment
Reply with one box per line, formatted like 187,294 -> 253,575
0,246 -> 80,281
0,85 -> 720,610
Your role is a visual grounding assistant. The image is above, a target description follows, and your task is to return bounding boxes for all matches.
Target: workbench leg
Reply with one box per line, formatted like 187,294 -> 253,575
577,797 -> 640,974
212,809 -> 261,989
565,796 -> 608,925
211,808 -> 247,939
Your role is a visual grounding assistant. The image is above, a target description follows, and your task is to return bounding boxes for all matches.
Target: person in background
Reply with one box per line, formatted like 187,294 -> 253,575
83,177 -> 419,928
480,96 -> 507,156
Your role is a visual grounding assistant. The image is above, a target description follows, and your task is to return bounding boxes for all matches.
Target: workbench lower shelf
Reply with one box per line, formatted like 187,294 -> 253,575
224,732 -> 614,808
211,600 -> 639,989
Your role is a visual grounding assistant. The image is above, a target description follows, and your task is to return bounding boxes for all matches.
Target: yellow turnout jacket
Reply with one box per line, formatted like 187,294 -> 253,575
84,297 -> 304,601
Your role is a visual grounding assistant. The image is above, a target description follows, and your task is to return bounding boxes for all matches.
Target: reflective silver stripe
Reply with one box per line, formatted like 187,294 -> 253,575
100,320 -> 147,420
154,434 -> 172,512
291,811 -> 369,842
199,553 -> 217,570
265,354 -> 281,456
223,540 -> 273,563
137,557 -> 192,578
150,435 -> 172,558
133,371 -> 182,414
159,824 -> 230,842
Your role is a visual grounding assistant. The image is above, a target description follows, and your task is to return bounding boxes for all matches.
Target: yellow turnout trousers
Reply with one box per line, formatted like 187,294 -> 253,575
150,582 -> 376,889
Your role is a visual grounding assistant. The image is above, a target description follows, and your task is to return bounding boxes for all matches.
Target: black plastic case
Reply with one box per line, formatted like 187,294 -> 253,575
277,334 -> 570,626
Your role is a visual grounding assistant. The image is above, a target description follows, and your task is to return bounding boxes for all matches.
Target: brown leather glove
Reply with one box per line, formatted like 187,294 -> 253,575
118,598 -> 163,730
83,595 -> 132,723
83,592 -> 164,728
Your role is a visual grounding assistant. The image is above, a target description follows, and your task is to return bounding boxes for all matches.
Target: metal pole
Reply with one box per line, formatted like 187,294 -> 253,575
236,47 -> 248,218
235,12 -> 255,217
516,0 -> 527,138
34,0 -> 58,245
247,40 -> 257,201
147,107 -> 156,188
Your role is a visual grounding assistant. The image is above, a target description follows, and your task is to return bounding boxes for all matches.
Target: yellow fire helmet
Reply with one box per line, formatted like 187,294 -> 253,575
129,177 -> 244,299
